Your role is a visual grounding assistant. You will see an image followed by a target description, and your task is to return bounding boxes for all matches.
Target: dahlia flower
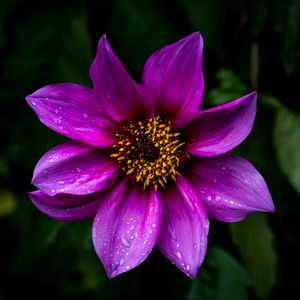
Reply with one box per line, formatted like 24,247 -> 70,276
26,33 -> 274,278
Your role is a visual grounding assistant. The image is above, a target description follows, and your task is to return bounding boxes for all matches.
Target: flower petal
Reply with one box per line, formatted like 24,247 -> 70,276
32,141 -> 120,196
89,35 -> 151,121
157,176 -> 209,278
143,32 -> 204,119
185,155 -> 274,222
29,190 -> 103,221
93,179 -> 162,278
185,92 -> 257,156
26,83 -> 116,147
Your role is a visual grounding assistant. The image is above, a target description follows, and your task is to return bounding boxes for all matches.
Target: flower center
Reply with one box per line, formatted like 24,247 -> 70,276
111,116 -> 186,190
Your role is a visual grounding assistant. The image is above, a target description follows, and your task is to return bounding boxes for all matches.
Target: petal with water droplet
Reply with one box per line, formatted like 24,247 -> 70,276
157,176 -> 209,278
92,179 -> 162,278
26,83 -> 116,147
32,141 -> 120,196
185,155 -> 274,222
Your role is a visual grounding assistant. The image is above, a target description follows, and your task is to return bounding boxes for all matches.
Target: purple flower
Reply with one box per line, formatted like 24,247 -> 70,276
26,33 -> 274,279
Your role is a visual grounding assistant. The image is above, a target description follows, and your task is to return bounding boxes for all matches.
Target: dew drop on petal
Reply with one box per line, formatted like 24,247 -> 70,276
176,251 -> 182,260
215,195 -> 221,201
125,265 -> 130,270
83,113 -> 88,118
53,117 -> 62,124
119,258 -> 125,266
207,196 -> 212,201
49,158 -> 54,163
186,264 -> 191,271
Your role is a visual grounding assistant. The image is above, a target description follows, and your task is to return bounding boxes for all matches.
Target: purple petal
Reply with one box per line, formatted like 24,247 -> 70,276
184,92 -> 257,156
157,176 -> 209,278
29,190 -> 103,221
32,141 -> 120,196
26,83 -> 116,147
143,32 -> 204,119
89,35 -> 151,121
185,155 -> 274,222
93,179 -> 162,278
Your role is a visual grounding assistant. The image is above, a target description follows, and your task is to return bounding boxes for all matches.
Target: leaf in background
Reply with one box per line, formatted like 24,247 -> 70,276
56,12 -> 93,85
179,0 -> 225,53
229,214 -> 277,300
206,69 -> 248,106
108,0 -> 177,77
188,246 -> 250,300
271,98 -> 300,196
0,190 -> 17,217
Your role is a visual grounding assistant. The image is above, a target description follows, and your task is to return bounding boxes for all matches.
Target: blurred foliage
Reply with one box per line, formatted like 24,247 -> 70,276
229,215 -> 277,300
269,97 -> 300,196
188,247 -> 250,300
1,0 -> 300,299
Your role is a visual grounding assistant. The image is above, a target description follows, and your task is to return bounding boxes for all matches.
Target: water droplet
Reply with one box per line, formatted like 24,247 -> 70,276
125,265 -> 130,270
207,196 -> 212,201
193,243 -> 197,249
230,200 -> 235,205
53,117 -> 62,124
76,167 -> 82,172
238,203 -> 242,207
121,236 -> 131,247
83,113 -> 88,118
50,188 -> 55,193
149,229 -> 153,234
54,109 -> 59,114
49,157 -> 54,163
60,188 -> 65,192
213,178 -> 218,183
119,258 -> 125,266
186,264 -> 191,271
215,195 -> 221,201
222,167 -> 226,170
176,251 -> 182,260
152,223 -> 156,228
32,101 -> 36,106
176,243 -> 180,248
58,180 -> 64,184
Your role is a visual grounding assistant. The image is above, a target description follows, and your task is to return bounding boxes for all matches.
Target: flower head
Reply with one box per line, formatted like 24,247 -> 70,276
26,33 -> 274,278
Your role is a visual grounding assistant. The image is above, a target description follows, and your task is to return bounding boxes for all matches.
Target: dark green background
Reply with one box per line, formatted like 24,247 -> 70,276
1,0 -> 299,299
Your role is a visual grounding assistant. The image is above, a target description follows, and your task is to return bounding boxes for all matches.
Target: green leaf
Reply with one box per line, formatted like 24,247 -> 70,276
0,189 -> 17,217
179,0 -> 225,52
272,99 -> 300,195
229,214 -> 277,300
108,0 -> 177,76
188,246 -> 250,300
206,69 -> 248,106
56,11 -> 93,84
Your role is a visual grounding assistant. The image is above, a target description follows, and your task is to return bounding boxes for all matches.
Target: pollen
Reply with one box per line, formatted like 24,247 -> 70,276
111,116 -> 186,190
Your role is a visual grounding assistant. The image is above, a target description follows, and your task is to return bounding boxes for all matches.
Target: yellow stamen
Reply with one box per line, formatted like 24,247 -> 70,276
111,116 -> 188,190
